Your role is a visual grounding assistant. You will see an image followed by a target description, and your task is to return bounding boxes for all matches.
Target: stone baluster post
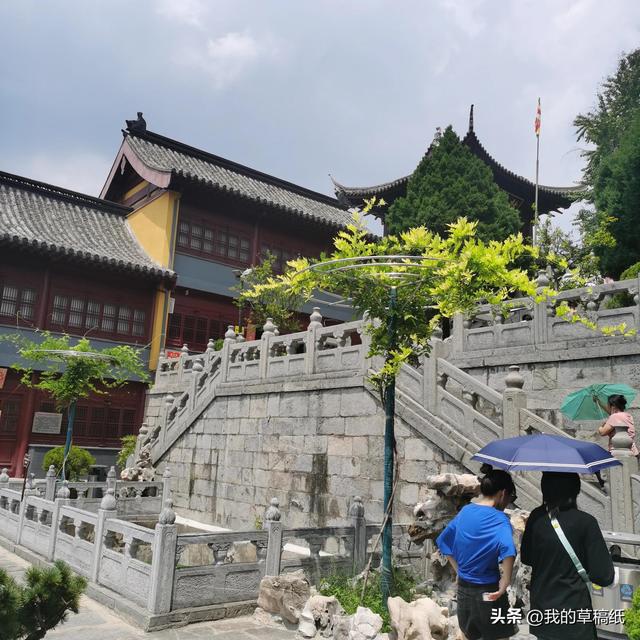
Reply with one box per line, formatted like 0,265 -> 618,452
259,319 -> 277,379
423,338 -> 444,413
306,308 -> 323,375
107,466 -> 117,497
148,500 -> 178,614
264,498 -> 283,576
191,357 -> 204,410
349,496 -> 366,573
161,466 -> 172,504
533,270 -> 550,345
451,312 -> 465,356
135,423 -> 149,459
609,427 -> 639,534
502,366 -> 527,438
92,488 -> 118,581
219,326 -> 236,383
178,344 -> 190,383
163,393 -> 175,449
46,481 -> 71,561
45,465 -> 57,501
16,475 -> 37,545
0,468 -> 9,487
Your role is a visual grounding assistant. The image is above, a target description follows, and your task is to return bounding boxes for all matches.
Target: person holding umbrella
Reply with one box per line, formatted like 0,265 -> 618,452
596,393 -> 638,456
521,472 -> 614,640
472,433 -> 621,640
436,469 -> 518,640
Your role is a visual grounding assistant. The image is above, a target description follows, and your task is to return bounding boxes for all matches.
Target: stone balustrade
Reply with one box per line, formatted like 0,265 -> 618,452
452,275 -> 640,356
0,484 -> 418,629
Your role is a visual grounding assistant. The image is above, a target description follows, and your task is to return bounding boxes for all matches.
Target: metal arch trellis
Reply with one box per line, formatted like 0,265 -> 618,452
288,255 -> 447,606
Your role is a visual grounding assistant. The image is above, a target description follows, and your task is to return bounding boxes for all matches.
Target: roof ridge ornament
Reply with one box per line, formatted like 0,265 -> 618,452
468,104 -> 474,133
126,112 -> 146,133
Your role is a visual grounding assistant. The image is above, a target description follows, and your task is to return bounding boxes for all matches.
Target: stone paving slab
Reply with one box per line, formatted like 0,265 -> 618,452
0,545 -> 296,640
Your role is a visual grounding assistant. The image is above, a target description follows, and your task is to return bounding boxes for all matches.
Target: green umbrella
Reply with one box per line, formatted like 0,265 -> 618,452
560,384 -> 637,421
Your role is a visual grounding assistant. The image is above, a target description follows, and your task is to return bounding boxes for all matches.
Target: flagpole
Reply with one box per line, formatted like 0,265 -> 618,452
533,98 -> 541,246
534,132 -> 540,245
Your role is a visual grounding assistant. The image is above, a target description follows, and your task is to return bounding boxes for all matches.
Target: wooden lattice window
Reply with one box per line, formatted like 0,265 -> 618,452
177,219 -> 251,264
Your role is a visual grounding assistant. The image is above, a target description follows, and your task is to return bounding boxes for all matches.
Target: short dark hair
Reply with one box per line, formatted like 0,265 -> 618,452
541,472 -> 581,510
480,469 -> 515,497
608,394 -> 627,411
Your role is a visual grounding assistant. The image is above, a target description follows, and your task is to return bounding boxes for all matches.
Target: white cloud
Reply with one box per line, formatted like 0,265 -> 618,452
440,0 -> 487,38
7,152 -> 111,197
176,31 -> 281,89
155,0 -> 206,29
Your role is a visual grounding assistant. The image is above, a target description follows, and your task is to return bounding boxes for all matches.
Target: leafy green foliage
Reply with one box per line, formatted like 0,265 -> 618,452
575,48 -> 640,188
533,217 -> 599,289
116,435 -> 137,469
386,127 -> 521,242
574,49 -> 640,277
591,109 -> 640,276
2,331 -> 149,411
233,253 -> 304,334
0,560 -> 86,640
42,446 -> 95,481
242,209 -> 540,392
241,208 -> 633,396
319,567 -> 416,632
621,262 -> 640,280
0,567 -> 22,640
625,587 -> 640,640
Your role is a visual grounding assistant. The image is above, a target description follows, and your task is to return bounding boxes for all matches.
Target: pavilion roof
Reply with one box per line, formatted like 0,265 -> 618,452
331,106 -> 585,214
109,124 -> 354,230
0,171 -> 175,283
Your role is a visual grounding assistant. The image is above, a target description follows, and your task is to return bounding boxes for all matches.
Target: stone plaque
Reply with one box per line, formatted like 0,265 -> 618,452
32,412 -> 63,434
0,368 -> 7,389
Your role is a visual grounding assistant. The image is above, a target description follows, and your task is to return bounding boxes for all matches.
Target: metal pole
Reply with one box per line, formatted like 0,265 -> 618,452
381,286 -> 397,605
62,400 -> 77,479
533,98 -> 541,245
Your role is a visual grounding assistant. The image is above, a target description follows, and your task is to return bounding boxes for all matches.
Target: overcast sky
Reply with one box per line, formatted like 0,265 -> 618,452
1,0 -> 638,235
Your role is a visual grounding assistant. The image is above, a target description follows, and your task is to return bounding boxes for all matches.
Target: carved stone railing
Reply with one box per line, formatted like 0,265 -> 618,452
451,276 -> 640,356
150,311 -> 370,464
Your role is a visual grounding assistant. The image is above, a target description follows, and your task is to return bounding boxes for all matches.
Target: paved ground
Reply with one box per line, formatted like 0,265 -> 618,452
0,546 -> 296,640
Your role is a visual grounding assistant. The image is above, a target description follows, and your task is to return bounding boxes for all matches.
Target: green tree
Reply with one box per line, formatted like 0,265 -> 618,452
533,216 -> 600,288
574,48 -> 640,276
232,253 -> 305,334
116,435 -> 137,470
0,561 -> 86,640
385,127 -> 521,242
574,48 -> 640,187
3,332 -> 149,474
42,446 -> 95,481
591,109 -> 640,276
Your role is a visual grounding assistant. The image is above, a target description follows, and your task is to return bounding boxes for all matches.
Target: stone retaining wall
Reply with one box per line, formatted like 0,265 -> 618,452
159,376 -> 463,530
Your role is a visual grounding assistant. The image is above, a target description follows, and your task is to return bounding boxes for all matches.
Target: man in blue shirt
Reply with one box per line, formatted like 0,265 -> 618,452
436,469 -> 518,640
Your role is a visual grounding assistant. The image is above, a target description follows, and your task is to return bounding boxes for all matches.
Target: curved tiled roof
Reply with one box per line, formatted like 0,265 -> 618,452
332,120 -> 585,209
125,131 -> 354,229
0,171 -> 175,281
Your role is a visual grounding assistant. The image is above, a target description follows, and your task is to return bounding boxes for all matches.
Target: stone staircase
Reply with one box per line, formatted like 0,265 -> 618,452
144,304 -> 620,528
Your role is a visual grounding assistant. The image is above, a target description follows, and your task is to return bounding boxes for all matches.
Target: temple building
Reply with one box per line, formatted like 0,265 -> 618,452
0,170 -> 175,475
100,114 -> 354,355
331,105 -> 581,238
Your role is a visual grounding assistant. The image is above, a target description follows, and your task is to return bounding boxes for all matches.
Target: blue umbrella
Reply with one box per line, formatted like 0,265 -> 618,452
471,433 -> 621,474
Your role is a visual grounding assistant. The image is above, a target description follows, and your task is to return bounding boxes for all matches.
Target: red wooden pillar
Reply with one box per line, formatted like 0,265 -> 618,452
11,382 -> 36,478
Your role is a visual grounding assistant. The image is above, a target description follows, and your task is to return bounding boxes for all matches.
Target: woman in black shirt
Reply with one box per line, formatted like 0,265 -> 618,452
521,472 -> 614,640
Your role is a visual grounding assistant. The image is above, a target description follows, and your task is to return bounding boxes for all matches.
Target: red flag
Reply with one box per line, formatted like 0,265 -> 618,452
534,98 -> 541,137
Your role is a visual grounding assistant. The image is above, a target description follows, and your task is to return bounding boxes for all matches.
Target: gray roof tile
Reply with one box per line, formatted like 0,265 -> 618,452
0,171 -> 174,281
126,132 -> 354,229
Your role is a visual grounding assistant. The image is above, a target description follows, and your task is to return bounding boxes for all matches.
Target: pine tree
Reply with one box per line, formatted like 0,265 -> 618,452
385,126 -> 521,242
0,561 -> 86,640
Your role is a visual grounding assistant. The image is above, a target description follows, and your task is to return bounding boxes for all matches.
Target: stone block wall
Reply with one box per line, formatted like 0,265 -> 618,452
455,347 -> 640,440
158,376 -> 462,530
